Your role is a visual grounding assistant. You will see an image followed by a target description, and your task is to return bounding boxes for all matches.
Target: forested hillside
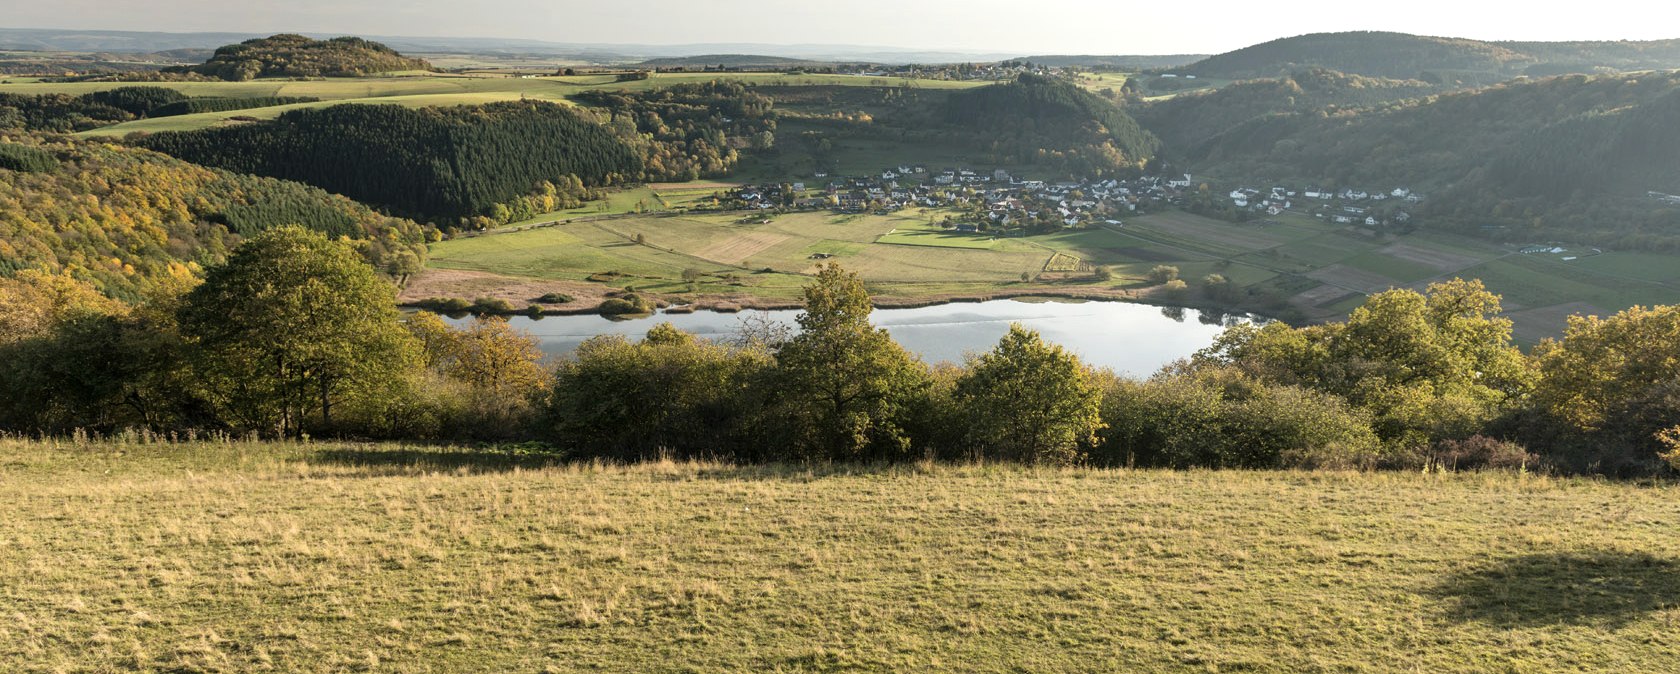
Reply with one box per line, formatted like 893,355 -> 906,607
1178,32 -> 1532,82
1135,69 -> 1442,152
136,101 -> 642,227
943,73 -> 1158,175
0,86 -> 319,132
167,34 -> 431,81
1504,38 -> 1680,76
1442,86 -> 1680,245
572,81 -> 776,181
0,137 -> 428,301
1177,31 -> 1680,84
1178,71 -> 1680,247
0,86 -> 187,132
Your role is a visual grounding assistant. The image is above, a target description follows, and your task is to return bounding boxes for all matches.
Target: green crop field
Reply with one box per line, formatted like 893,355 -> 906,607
4,437 -> 1678,673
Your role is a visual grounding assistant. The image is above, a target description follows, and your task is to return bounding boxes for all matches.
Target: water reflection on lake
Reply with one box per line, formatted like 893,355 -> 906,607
446,299 -> 1256,377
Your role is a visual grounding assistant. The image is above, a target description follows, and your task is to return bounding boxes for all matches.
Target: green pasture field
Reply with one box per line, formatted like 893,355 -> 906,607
1340,250 -> 1451,283
426,196 -> 1680,337
0,72 -> 988,137
429,210 -> 1058,296
1568,251 -> 1680,284
875,224 -> 1003,250
5,438 -> 1679,673
497,185 -> 736,229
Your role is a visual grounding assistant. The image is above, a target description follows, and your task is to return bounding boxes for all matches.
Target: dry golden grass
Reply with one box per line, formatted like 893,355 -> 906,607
3,437 -> 1679,672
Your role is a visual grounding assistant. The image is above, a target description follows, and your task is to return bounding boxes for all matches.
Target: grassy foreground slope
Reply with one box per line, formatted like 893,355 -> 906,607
4,439 -> 1679,672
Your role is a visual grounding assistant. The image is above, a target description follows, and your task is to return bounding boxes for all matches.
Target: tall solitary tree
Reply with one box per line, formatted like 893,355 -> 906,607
181,226 -> 417,437
774,264 -> 928,460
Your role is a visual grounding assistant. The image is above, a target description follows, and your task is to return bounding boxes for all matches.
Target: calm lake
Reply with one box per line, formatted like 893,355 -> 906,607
451,299 -> 1256,377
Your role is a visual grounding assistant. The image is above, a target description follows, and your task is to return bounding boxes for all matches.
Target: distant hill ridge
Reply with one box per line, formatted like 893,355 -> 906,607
634,54 -> 824,68
1179,31 -> 1680,83
166,34 -> 431,81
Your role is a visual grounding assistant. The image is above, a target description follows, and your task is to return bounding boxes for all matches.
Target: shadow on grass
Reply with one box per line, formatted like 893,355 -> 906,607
310,447 -> 566,474
1434,550 -> 1680,628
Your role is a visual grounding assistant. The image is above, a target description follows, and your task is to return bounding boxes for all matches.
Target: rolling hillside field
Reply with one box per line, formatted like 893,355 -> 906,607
3,438 -> 1678,672
0,72 -> 988,137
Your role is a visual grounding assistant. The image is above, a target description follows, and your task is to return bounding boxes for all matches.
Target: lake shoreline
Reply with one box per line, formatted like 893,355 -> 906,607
398,268 -> 1255,319
441,298 -> 1255,375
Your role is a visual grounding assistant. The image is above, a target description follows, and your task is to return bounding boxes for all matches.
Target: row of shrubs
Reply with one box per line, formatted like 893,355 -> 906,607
4,227 -> 1674,474
149,96 -> 321,117
411,293 -> 578,316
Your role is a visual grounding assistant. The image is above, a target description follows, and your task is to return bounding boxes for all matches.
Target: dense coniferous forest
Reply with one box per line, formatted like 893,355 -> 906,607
0,138 -> 428,301
0,86 -> 188,132
0,86 -> 316,131
943,73 -> 1159,175
148,96 -> 320,117
136,101 -> 643,226
165,34 -> 431,80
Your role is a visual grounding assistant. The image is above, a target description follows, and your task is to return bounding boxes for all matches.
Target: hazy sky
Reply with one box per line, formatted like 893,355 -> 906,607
10,0 -> 1678,54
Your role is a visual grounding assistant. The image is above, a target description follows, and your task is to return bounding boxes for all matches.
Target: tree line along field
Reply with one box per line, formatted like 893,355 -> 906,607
0,72 -> 990,138
3,437 -> 1678,673
423,205 -> 1680,340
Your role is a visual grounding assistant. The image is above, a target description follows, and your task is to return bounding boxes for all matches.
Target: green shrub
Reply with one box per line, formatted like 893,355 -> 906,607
1432,435 -> 1538,471
0,143 -> 56,173
471,297 -> 514,314
598,294 -> 653,315
1095,367 -> 1381,469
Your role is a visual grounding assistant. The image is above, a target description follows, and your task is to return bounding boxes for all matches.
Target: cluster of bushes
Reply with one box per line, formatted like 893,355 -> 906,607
3,227 -> 1677,474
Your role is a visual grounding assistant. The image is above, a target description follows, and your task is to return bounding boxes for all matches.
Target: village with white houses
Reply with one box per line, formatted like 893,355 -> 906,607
1226,184 -> 1425,228
726,165 -> 1427,234
726,166 -> 1190,232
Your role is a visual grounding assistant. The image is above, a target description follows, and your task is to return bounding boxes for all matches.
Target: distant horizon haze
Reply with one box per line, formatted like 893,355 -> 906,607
4,1 -> 1677,56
